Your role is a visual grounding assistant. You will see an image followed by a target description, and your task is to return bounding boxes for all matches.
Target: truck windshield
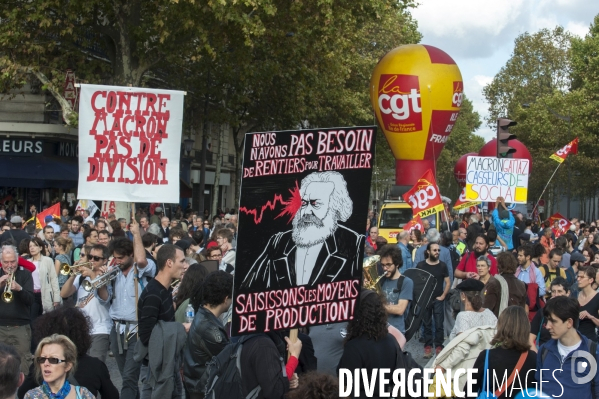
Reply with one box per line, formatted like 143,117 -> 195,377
379,208 -> 413,229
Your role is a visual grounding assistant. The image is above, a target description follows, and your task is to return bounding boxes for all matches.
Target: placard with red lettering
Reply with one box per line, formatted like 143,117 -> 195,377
233,126 -> 376,335
77,84 -> 184,202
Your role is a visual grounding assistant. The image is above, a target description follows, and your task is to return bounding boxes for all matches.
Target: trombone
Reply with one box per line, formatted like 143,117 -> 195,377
59,262 -> 93,276
2,273 -> 15,303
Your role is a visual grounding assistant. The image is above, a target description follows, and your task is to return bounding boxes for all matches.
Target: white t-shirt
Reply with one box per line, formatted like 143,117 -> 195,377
31,260 -> 41,291
74,276 -> 112,335
557,340 -> 581,361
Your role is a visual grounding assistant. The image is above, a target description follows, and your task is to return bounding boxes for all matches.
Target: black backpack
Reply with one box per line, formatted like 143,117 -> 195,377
203,335 -> 285,399
402,268 -> 438,342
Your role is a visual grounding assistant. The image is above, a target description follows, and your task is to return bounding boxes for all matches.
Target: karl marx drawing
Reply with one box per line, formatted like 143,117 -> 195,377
241,171 -> 364,290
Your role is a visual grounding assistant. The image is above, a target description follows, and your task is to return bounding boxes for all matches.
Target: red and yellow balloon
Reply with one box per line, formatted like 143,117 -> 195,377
370,44 -> 463,187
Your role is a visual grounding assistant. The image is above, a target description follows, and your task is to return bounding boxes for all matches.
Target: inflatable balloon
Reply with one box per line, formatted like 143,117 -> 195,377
454,152 -> 477,187
478,139 -> 533,173
370,44 -> 463,187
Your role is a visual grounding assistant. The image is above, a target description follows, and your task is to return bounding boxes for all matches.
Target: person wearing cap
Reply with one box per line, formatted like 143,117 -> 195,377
45,215 -> 61,234
565,251 -> 586,297
0,216 -> 31,247
491,197 -> 516,251
449,279 -> 497,341
518,232 -> 531,248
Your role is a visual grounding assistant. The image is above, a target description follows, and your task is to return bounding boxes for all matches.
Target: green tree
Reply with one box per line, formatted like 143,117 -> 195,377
482,25 -> 599,215
179,0 -> 422,205
0,0 -> 276,124
435,95 -> 484,201
482,27 -> 572,127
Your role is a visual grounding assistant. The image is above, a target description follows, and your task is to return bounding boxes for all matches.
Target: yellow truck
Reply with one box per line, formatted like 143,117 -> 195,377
377,200 -> 450,244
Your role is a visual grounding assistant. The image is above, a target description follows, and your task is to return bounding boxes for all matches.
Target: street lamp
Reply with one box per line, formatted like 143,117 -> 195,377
183,136 -> 195,155
522,103 -> 572,218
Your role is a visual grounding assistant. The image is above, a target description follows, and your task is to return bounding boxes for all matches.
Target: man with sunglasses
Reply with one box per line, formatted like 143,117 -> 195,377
60,244 -> 112,363
0,245 -> 34,374
416,242 -> 450,358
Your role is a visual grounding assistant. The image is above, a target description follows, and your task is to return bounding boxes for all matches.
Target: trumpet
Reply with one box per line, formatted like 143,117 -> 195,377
3,273 -> 15,303
60,262 -> 93,276
171,279 -> 181,299
82,267 -> 120,292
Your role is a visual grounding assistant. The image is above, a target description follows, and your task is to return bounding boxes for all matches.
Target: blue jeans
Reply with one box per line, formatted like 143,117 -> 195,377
423,299 -> 445,347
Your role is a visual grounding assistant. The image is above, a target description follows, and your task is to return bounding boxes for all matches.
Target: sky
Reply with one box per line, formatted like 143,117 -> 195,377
411,0 -> 597,142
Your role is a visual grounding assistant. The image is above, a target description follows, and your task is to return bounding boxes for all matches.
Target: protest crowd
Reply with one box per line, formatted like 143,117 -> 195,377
1,197 -> 599,399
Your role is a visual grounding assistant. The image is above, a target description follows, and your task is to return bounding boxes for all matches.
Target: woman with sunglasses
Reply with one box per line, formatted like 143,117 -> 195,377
28,238 -> 61,318
24,334 -> 94,399
19,307 -> 118,398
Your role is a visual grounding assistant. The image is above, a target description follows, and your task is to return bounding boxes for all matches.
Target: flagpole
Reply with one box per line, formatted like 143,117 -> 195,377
531,163 -> 562,217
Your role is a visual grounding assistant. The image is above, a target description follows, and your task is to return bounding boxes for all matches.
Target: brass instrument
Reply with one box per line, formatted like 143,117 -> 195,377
60,262 -> 93,276
82,267 -> 120,292
171,279 -> 181,299
362,255 -> 384,294
3,273 -> 15,303
125,324 -> 138,342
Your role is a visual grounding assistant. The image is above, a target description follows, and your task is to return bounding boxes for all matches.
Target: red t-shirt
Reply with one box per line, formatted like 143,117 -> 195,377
456,252 -> 498,275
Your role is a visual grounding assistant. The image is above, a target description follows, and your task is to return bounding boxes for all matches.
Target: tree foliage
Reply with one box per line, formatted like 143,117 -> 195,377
483,20 -> 599,216
482,27 -> 572,126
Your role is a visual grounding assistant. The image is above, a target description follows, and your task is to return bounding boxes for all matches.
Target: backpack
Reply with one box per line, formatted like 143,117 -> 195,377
540,264 -> 565,282
515,265 -> 545,322
402,268 -> 438,342
203,335 -> 284,399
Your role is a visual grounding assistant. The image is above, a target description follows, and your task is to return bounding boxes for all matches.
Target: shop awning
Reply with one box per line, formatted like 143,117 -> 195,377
0,156 -> 78,188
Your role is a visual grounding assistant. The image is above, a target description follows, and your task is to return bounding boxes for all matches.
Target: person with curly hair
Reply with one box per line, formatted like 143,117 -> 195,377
286,371 -> 339,399
18,307 -> 119,399
337,289 -> 401,398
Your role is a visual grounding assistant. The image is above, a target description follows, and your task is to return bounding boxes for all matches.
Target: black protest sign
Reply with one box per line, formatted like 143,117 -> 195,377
233,126 -> 376,335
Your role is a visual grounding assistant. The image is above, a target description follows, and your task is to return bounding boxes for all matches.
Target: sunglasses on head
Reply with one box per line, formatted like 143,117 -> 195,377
36,357 -> 66,365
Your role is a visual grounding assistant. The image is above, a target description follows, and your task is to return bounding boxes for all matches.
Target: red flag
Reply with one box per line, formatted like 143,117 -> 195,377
403,215 -> 424,233
548,213 -> 571,238
37,203 -> 61,229
402,170 -> 444,217
550,138 -> 578,164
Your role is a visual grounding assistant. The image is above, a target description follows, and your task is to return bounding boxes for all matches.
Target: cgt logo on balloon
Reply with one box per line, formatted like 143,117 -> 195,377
377,74 -> 422,133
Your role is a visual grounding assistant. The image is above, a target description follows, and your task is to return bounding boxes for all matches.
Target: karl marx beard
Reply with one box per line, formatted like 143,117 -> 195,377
291,208 -> 338,248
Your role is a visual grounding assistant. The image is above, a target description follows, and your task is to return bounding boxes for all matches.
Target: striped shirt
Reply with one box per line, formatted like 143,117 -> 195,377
137,278 -> 175,345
